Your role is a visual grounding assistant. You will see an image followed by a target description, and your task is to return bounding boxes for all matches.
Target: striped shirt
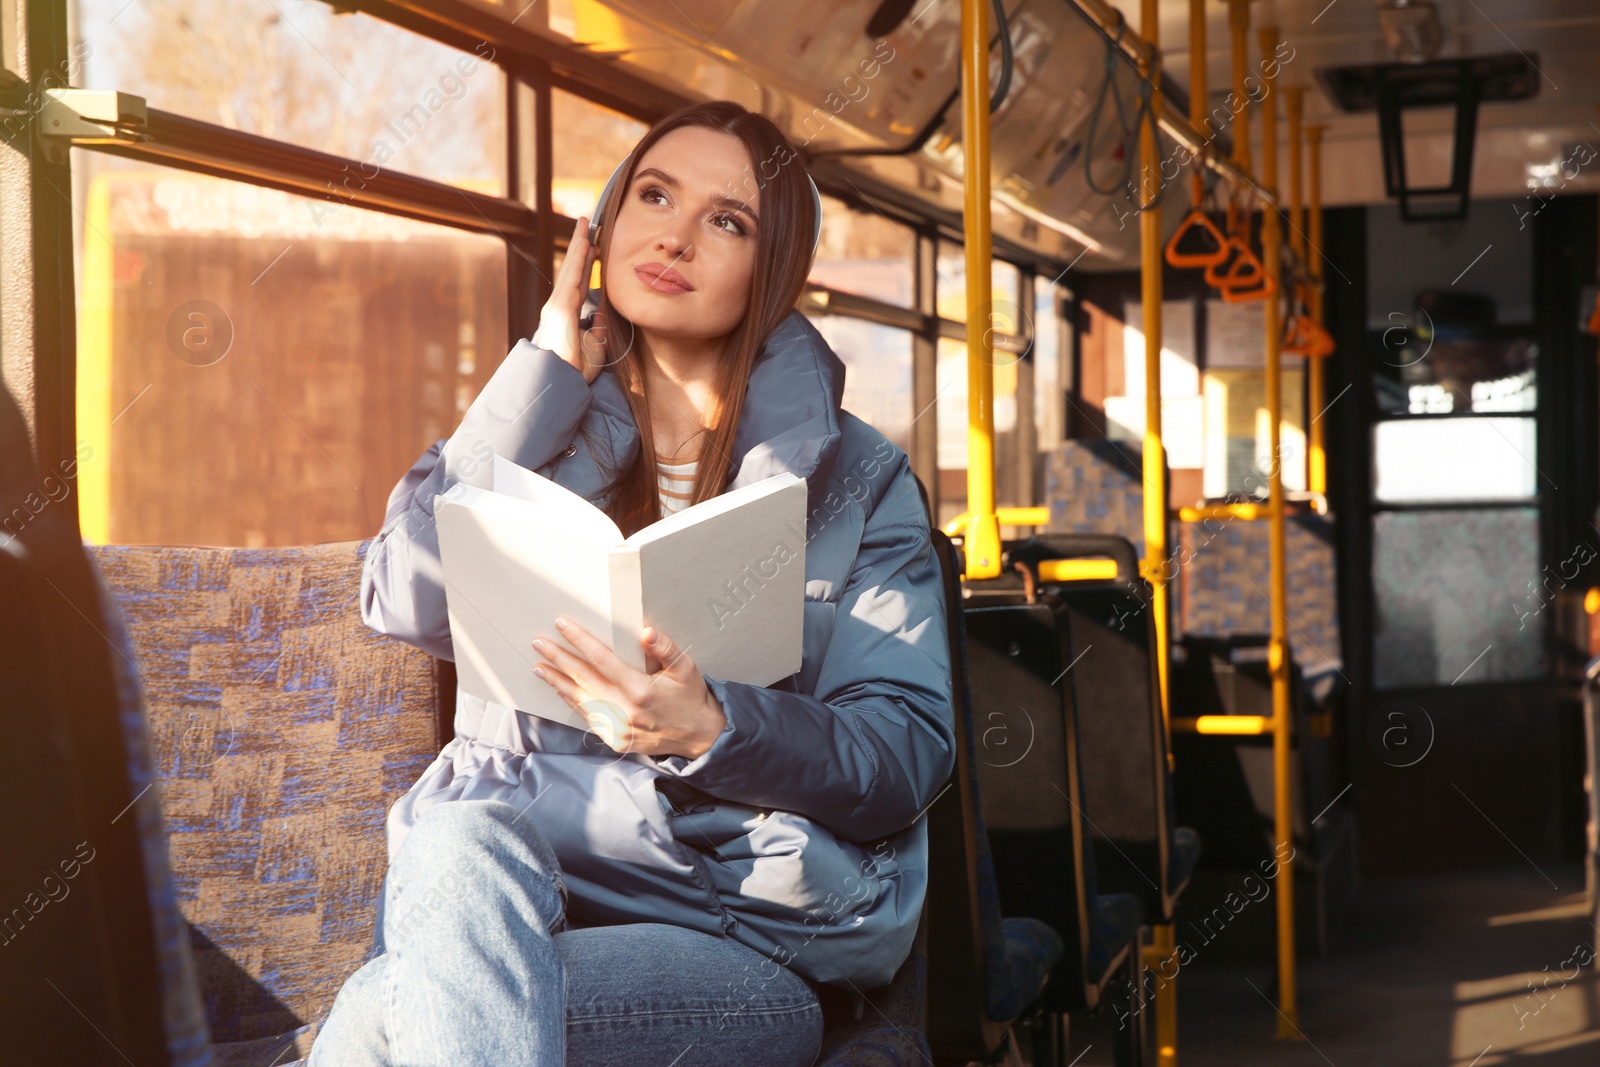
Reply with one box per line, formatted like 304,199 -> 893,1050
656,456 -> 698,516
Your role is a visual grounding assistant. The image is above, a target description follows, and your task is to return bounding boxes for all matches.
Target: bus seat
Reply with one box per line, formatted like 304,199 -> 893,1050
1011,533 -> 1204,922
962,591 -> 1146,1028
1,383 -> 212,1066
1042,440 -> 1149,554
87,540 -> 448,1064
1584,656 -> 1600,942
812,909 -> 932,1065
82,534 -> 950,1067
1172,634 -> 1358,954
1178,512 -> 1343,678
925,530 -> 1065,1065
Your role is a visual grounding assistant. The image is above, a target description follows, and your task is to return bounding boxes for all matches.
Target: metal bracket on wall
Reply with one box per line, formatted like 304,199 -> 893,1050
37,89 -> 149,164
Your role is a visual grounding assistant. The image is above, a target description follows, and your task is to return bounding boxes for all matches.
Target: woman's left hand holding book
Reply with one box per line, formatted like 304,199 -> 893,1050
532,616 -> 728,759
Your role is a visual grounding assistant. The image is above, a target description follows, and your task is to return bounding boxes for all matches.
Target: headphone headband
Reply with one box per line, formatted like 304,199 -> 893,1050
589,151 -> 823,258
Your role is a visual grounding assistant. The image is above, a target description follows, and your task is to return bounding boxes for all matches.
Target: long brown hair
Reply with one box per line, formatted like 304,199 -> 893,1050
590,101 -> 817,537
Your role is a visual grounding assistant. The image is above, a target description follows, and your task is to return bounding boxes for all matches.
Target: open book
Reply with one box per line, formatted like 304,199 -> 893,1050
434,454 -> 808,729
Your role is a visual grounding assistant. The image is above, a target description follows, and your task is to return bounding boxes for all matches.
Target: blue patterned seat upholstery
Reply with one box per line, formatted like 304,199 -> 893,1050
90,539 -> 937,1066
90,541 -> 445,1066
1178,512 -> 1342,675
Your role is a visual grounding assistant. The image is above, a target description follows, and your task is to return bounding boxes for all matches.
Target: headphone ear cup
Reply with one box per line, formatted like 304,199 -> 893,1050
591,155 -> 631,248
808,176 -> 822,259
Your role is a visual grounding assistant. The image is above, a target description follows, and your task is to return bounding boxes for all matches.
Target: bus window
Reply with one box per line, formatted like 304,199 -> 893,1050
78,0 -> 505,194
936,335 -> 1023,529
805,317 -> 913,453
1365,199 -> 1544,687
807,196 -> 915,307
71,151 -> 507,548
551,89 -> 649,222
935,240 -> 1022,333
1032,276 -> 1070,456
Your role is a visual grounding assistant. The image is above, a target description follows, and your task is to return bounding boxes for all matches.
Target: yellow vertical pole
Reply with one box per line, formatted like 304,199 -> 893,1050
1258,23 -> 1299,1038
1139,0 -> 1169,741
1307,123 -> 1328,495
961,0 -> 1000,579
1287,87 -> 1310,491
1138,9 -> 1176,1062
1228,0 -> 1251,173
1287,88 -> 1305,261
1189,0 -> 1208,140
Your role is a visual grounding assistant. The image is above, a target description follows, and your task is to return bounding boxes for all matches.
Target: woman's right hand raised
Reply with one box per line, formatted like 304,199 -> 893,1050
531,216 -> 611,385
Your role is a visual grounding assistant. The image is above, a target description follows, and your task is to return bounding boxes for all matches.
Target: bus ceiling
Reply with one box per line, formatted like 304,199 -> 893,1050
331,0 -> 1597,266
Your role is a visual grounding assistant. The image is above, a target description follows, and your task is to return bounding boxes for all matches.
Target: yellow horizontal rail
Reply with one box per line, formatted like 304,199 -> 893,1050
941,507 -> 1051,537
1039,559 -> 1120,582
1179,502 -> 1266,522
1172,714 -> 1276,735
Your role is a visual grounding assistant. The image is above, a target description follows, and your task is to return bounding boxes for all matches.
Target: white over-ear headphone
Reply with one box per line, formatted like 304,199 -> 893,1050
587,151 -> 823,256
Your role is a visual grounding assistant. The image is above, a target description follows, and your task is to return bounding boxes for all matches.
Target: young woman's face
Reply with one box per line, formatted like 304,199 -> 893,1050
603,126 -> 761,345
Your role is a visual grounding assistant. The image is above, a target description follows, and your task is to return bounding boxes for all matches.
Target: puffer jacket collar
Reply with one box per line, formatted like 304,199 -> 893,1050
585,309 -> 846,503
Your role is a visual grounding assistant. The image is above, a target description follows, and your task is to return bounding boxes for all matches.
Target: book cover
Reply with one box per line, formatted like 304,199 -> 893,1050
434,453 -> 807,730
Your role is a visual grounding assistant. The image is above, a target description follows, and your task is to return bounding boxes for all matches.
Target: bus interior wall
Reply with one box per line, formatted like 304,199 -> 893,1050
1322,195 -> 1599,877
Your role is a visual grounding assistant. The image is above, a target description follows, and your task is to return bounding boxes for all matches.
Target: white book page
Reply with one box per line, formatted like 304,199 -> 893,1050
628,474 -> 807,687
435,482 -> 617,730
493,454 -> 622,543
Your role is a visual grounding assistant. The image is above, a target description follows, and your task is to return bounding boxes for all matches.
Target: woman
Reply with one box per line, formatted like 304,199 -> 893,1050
311,100 -> 954,1067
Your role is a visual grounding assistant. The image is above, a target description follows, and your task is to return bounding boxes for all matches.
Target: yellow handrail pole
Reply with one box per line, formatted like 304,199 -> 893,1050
961,0 -> 1001,580
1190,0 -> 1209,140
1307,123 -> 1328,495
1258,23 -> 1299,1038
1287,88 -> 1312,494
1139,0 -> 1171,746
1228,0 -> 1251,174
1139,6 -> 1177,1064
1287,87 -> 1305,262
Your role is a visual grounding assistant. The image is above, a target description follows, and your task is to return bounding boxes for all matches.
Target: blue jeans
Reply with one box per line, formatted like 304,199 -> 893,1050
309,800 -> 823,1066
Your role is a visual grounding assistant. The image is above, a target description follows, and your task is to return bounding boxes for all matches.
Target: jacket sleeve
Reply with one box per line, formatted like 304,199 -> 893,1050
652,464 -> 956,844
359,339 -> 606,660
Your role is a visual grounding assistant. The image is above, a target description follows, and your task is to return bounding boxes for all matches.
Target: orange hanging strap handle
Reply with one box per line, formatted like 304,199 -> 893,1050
1209,192 -> 1275,302
1219,248 -> 1275,302
1307,318 -> 1336,357
1166,171 -> 1230,269
1204,195 -> 1248,288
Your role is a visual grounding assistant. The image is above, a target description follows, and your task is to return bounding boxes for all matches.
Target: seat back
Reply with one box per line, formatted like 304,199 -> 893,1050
1585,656 -> 1600,938
925,530 -> 1015,1062
1041,439 -> 1150,553
963,594 -> 1100,1013
1178,511 -> 1342,677
1014,533 -> 1182,921
1172,634 -> 1339,864
88,542 -> 446,1056
0,385 -> 207,1065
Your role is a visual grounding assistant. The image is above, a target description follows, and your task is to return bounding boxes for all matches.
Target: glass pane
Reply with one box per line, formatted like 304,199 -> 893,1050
936,242 -> 1023,333
1372,417 -> 1537,503
807,196 -> 915,307
937,336 -> 1021,472
79,0 -> 505,193
551,90 -> 649,221
1373,508 -> 1543,687
72,151 -> 507,547
1372,333 -> 1538,417
1033,278 -> 1065,452
806,317 -> 913,452
1199,369 -> 1307,498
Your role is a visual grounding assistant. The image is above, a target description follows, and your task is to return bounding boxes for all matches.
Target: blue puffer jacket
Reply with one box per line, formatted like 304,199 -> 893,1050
360,309 -> 955,989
